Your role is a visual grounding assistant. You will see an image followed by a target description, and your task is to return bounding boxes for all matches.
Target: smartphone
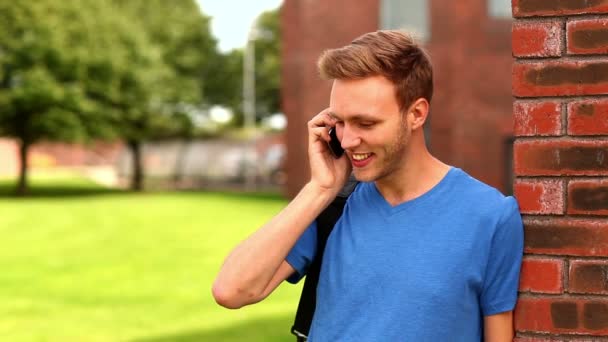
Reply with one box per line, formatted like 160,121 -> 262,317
327,127 -> 344,158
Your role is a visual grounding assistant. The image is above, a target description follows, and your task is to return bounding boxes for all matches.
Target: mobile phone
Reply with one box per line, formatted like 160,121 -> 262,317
327,127 -> 344,158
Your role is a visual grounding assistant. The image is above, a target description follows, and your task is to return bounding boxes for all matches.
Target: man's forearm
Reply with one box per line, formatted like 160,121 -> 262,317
212,182 -> 335,308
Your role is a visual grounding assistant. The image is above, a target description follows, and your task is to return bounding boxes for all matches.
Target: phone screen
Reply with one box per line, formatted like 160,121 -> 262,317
328,127 -> 344,158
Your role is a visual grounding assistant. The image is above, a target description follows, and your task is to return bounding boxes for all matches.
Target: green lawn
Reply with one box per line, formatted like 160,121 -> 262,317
0,176 -> 301,341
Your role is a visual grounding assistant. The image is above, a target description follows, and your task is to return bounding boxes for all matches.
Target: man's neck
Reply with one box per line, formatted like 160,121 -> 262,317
374,150 -> 451,207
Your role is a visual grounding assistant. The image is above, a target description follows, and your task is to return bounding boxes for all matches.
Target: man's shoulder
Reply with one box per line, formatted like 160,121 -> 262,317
450,168 -> 517,213
448,169 -> 522,238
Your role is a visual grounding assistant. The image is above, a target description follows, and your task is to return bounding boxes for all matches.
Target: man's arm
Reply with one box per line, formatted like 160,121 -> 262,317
212,108 -> 351,309
484,311 -> 514,342
212,183 -> 334,309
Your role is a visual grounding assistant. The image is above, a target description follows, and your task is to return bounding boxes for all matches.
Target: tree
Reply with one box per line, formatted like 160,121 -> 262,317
81,1 -> 171,191
0,1 -> 118,195
205,49 -> 244,125
206,6 -> 281,127
252,7 -> 281,121
109,0 -> 221,190
0,1 -> 251,193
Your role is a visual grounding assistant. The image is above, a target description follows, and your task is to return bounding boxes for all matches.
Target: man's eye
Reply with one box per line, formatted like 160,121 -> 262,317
359,122 -> 375,128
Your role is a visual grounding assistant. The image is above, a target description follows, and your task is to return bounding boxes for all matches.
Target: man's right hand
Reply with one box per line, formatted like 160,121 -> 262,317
307,108 -> 352,195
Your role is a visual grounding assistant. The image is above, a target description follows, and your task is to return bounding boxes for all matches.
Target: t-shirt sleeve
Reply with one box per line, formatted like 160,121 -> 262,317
480,196 -> 524,316
285,220 -> 318,284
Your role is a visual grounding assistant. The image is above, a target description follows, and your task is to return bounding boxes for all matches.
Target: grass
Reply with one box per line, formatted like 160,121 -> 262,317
0,175 -> 301,341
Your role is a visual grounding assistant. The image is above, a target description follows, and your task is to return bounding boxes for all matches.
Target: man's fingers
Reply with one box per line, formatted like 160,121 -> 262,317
310,126 -> 331,143
308,108 -> 335,129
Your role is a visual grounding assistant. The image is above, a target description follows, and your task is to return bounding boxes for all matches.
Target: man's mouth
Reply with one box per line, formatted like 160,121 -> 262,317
350,153 -> 374,168
352,153 -> 372,161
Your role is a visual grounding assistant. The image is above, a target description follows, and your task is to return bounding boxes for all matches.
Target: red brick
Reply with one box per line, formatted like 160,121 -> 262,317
567,19 -> 608,54
513,0 -> 608,17
515,297 -> 608,334
519,257 -> 564,293
514,101 -> 562,136
513,60 -> 608,97
570,260 -> 608,295
514,140 -> 608,176
512,21 -> 563,57
514,179 -> 564,214
524,218 -> 608,256
568,179 -> 608,215
568,100 -> 608,135
513,338 -> 563,342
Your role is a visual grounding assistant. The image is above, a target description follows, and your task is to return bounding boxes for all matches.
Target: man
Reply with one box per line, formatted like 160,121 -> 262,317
212,30 -> 523,341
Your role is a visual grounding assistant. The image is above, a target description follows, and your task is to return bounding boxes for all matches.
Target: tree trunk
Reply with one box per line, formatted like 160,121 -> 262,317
128,140 -> 144,191
16,139 -> 29,196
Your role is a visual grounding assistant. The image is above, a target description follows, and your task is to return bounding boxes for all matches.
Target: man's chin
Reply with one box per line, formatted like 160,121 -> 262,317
352,169 -> 377,183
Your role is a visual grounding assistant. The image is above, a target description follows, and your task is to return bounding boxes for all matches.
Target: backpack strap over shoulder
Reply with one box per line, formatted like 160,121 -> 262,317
291,176 -> 358,341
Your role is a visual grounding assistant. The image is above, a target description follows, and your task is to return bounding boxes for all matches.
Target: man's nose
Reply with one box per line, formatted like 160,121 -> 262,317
338,125 -> 360,150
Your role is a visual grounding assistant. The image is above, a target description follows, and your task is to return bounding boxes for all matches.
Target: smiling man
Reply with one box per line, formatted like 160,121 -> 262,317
212,30 -> 523,342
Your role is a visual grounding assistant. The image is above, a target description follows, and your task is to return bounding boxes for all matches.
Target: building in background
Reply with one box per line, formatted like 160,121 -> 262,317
0,135 -> 286,191
0,139 -> 18,176
282,0 -> 513,197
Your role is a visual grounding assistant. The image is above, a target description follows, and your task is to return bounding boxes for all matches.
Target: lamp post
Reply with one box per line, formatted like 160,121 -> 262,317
242,23 -> 272,191
242,24 -> 260,191
243,27 -> 256,132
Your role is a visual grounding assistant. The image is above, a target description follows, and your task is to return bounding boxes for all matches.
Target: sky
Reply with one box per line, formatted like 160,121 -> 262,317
196,0 -> 283,52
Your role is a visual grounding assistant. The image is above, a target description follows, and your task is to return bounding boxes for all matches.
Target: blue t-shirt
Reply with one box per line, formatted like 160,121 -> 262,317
286,167 -> 524,341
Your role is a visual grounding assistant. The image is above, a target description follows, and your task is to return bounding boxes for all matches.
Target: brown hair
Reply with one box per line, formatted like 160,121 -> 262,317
318,30 -> 433,111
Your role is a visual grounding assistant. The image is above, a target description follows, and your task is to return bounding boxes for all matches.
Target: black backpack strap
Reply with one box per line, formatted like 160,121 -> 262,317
291,176 -> 358,340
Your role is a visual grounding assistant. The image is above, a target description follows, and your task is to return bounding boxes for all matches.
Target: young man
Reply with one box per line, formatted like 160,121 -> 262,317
212,30 -> 523,341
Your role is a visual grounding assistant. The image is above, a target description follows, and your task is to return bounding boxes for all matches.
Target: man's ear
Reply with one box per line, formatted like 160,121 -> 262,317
408,98 -> 429,130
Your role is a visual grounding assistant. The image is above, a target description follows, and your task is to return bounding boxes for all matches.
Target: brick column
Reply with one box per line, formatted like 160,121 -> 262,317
512,0 -> 608,340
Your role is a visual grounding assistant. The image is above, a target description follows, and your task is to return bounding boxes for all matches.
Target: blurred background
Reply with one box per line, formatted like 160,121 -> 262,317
0,0 -> 513,340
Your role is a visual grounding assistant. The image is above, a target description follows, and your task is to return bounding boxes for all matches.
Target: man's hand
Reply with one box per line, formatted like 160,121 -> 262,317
307,108 -> 352,194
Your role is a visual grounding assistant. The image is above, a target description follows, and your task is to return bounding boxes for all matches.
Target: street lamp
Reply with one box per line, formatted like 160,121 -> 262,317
242,23 -> 263,190
243,26 -> 257,132
242,22 -> 272,191
243,22 -> 273,131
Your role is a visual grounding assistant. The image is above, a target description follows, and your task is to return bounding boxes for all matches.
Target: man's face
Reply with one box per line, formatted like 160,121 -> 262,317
329,76 -> 411,183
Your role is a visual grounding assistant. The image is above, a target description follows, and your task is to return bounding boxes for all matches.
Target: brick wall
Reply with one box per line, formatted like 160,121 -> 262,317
0,138 -> 18,176
512,0 -> 608,339
30,141 -> 123,166
427,0 -> 513,194
0,139 -> 123,177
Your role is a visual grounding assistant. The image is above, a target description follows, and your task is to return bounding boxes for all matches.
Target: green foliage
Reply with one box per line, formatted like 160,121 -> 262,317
207,49 -> 245,126
206,6 -> 282,127
103,0 -> 222,190
81,1 -> 170,143
254,8 -> 282,120
0,1 -> 103,143
0,0 -> 228,192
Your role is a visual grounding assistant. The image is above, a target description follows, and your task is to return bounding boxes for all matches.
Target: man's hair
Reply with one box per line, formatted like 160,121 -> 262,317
317,30 -> 433,112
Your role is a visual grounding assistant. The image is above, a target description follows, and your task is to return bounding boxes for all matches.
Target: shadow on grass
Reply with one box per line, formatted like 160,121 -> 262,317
0,184 -> 287,201
0,178 -> 286,200
0,183 -> 124,198
189,189 -> 286,202
130,314 -> 294,342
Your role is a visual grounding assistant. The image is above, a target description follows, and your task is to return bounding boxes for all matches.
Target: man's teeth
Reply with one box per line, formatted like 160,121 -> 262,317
352,153 -> 371,161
